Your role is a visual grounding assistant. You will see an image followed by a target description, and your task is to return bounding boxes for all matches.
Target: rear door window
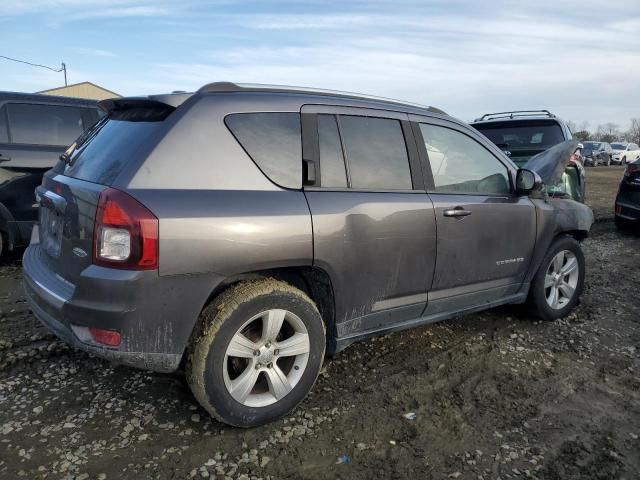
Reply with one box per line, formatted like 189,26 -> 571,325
338,115 -> 412,190
226,113 -> 302,189
7,103 -> 85,146
317,115 -> 347,188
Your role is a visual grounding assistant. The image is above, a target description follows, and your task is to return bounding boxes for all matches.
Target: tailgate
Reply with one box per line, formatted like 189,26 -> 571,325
37,174 -> 106,282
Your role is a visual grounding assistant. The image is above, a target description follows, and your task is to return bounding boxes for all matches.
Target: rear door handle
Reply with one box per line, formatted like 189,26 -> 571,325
443,207 -> 472,218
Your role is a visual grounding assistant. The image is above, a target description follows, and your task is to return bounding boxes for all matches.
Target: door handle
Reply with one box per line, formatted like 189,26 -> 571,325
443,207 -> 472,218
0,154 -> 11,163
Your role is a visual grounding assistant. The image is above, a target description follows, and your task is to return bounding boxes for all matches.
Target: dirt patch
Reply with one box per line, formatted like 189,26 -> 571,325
1,168 -> 639,479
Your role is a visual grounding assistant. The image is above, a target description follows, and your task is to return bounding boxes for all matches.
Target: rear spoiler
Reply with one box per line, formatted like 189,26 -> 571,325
97,97 -> 175,114
98,92 -> 193,114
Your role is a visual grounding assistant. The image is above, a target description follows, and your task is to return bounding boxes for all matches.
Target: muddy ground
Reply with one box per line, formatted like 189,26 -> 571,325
1,166 -> 638,480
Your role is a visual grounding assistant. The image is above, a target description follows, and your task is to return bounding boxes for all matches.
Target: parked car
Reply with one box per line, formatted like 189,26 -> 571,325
471,111 -> 586,203
615,159 -> 640,231
0,92 -> 100,258
611,142 -> 640,165
581,141 -> 613,166
23,83 -> 593,427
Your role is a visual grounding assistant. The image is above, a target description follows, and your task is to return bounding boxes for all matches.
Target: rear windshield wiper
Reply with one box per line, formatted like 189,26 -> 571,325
59,142 -> 77,164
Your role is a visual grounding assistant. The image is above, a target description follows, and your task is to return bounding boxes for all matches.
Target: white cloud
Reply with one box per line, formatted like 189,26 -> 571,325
2,1 -> 639,127
70,47 -> 117,58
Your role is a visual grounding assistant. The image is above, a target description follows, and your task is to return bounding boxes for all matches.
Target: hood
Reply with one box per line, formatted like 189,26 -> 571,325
524,140 -> 578,185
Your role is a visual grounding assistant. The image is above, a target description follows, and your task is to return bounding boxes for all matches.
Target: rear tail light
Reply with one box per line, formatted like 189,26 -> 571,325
89,327 -> 121,347
626,164 -> 640,175
93,188 -> 159,270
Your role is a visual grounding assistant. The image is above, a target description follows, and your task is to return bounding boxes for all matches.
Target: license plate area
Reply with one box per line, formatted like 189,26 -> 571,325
40,205 -> 64,258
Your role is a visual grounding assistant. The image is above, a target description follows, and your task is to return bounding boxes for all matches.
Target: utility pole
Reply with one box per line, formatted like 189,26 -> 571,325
0,55 -> 68,86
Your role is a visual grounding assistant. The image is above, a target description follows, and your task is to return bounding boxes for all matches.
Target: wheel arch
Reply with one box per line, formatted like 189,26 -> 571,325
188,265 -> 338,359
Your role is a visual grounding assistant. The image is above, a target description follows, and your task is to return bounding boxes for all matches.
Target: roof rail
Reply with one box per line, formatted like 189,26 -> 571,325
197,81 -> 447,115
474,110 -> 556,122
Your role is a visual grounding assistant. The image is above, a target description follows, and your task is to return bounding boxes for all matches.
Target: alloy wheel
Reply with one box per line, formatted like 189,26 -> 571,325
223,309 -> 310,407
544,250 -> 580,310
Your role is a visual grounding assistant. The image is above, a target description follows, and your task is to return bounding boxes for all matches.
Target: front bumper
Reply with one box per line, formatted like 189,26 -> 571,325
22,243 -> 194,373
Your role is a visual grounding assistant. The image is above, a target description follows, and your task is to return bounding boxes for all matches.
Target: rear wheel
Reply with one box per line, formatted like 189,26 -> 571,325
187,279 -> 326,427
529,236 -> 585,321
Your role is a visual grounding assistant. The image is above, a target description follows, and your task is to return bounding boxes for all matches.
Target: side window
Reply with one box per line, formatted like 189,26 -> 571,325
0,106 -> 8,143
225,113 -> 301,189
338,115 -> 412,190
7,103 -> 84,146
419,123 -> 510,195
317,115 -> 347,188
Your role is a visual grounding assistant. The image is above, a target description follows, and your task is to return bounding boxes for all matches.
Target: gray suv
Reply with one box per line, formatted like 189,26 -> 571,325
23,83 -> 593,427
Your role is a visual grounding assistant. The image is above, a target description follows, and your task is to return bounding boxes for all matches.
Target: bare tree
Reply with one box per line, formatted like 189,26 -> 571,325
626,118 -> 640,145
594,123 -> 621,143
603,122 -> 620,137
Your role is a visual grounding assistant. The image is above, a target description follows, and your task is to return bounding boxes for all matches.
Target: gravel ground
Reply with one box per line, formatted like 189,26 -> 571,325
1,166 -> 638,480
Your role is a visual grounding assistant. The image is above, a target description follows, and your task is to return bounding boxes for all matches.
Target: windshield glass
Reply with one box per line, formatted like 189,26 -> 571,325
611,143 -> 626,150
473,121 -> 564,150
582,142 -> 601,151
63,106 -> 172,185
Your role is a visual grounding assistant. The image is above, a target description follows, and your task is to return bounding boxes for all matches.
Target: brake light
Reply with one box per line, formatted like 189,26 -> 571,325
569,153 -> 577,165
93,188 -> 158,269
88,327 -> 121,347
626,164 -> 640,175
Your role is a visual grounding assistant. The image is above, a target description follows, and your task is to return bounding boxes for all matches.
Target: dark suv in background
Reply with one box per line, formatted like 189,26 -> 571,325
0,92 -> 100,258
581,141 -> 613,167
471,110 -> 585,202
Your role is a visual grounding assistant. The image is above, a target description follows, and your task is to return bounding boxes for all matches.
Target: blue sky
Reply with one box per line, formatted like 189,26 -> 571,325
2,0 -> 639,128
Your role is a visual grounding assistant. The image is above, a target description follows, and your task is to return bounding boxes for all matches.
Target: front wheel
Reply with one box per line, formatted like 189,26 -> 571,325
187,279 -> 326,427
528,236 -> 585,321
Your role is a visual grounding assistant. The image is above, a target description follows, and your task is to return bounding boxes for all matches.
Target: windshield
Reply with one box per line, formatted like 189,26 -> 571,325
473,120 -> 564,151
63,106 -> 172,185
582,142 -> 601,151
611,143 -> 626,150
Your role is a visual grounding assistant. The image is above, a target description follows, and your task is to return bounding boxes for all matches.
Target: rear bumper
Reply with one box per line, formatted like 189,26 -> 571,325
22,239 -> 224,373
23,275 -> 181,372
615,189 -> 640,221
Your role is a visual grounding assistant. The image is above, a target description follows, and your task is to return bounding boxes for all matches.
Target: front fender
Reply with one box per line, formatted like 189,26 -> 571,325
524,198 -> 593,286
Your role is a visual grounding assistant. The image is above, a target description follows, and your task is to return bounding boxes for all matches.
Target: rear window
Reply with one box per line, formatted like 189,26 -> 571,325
225,113 -> 302,189
63,107 -> 171,185
0,106 -> 7,143
7,103 -> 86,146
473,120 -> 565,150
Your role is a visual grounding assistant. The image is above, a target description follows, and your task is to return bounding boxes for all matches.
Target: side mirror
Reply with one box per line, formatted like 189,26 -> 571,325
516,168 -> 543,195
577,143 -> 584,150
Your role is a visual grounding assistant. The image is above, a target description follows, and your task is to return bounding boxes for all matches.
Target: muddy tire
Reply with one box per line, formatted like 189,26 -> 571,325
186,279 -> 326,428
529,236 -> 585,321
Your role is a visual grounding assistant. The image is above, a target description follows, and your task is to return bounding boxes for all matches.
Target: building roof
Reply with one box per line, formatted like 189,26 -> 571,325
37,81 -> 121,100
